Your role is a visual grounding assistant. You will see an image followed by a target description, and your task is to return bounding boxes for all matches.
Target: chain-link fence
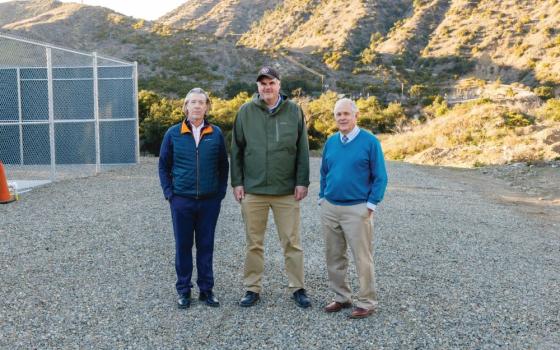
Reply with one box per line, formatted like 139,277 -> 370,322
0,33 -> 138,183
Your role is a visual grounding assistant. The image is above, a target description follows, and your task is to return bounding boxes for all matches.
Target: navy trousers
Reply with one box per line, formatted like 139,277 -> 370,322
170,195 -> 221,295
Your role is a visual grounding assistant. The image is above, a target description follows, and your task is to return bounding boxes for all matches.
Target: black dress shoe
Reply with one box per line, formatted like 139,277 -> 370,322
177,291 -> 191,309
239,291 -> 260,307
293,288 -> 311,308
199,290 -> 220,307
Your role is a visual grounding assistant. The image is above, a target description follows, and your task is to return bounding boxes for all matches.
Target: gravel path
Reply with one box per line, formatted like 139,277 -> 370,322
1,157 -> 558,349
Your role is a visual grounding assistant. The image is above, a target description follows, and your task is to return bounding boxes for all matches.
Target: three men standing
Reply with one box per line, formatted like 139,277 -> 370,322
319,98 -> 388,318
159,67 -> 387,317
230,66 -> 312,308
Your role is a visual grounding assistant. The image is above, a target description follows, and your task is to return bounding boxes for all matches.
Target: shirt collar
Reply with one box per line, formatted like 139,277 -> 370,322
190,120 -> 205,131
181,119 -> 206,134
340,126 -> 360,143
262,95 -> 282,112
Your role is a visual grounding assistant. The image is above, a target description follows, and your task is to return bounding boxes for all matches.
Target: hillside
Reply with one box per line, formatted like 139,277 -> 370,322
421,0 -> 560,86
158,0 -> 282,37
1,0 -> 559,98
381,98 -> 560,167
0,0 -> 60,27
0,0 -> 276,95
238,0 -> 410,53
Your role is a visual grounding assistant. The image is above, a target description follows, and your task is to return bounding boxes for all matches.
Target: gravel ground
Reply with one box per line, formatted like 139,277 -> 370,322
1,157 -> 558,349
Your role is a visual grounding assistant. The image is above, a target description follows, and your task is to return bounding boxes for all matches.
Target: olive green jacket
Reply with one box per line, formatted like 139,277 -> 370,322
230,94 -> 310,195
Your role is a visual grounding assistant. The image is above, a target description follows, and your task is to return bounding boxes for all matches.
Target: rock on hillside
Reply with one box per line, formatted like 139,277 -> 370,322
159,0 -> 282,37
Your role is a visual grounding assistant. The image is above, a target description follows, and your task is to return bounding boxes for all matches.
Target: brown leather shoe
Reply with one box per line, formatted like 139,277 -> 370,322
324,301 -> 352,313
348,307 -> 375,319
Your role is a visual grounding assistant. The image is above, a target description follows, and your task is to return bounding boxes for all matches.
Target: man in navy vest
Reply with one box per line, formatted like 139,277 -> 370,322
319,98 -> 388,319
159,88 -> 229,309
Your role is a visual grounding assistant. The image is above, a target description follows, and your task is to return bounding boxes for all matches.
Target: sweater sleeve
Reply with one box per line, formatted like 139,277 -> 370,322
230,112 -> 245,187
295,107 -> 310,187
158,129 -> 174,200
367,139 -> 388,205
319,140 -> 328,199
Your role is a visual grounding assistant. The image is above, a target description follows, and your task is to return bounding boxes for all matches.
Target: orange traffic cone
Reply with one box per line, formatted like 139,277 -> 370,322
0,161 -> 16,204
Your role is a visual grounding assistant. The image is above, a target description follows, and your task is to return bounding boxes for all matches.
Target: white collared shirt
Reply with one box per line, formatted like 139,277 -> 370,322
339,126 -> 360,143
190,120 -> 205,146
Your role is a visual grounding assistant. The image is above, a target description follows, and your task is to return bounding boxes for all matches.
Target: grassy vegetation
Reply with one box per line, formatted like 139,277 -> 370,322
382,98 -> 560,167
138,82 -> 559,165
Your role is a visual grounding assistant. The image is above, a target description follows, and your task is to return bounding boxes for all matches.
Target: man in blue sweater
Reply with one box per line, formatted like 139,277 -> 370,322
319,98 -> 388,319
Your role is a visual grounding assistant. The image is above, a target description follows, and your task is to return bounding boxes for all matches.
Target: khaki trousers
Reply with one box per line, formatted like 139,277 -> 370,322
320,200 -> 377,309
241,194 -> 305,293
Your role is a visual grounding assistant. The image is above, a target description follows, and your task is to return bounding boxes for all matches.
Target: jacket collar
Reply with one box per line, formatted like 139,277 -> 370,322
252,93 -> 288,113
181,119 -> 213,136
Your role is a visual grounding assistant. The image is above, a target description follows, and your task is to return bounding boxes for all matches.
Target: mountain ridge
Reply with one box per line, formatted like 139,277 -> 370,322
1,0 -> 558,97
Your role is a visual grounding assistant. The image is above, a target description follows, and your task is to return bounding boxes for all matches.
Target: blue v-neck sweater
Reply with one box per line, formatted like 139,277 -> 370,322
319,129 -> 388,206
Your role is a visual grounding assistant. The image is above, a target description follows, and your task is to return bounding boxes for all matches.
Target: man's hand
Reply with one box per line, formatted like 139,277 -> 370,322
233,186 -> 245,202
368,208 -> 374,218
294,186 -> 308,201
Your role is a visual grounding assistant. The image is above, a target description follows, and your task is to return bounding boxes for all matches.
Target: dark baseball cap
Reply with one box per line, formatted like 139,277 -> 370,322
256,66 -> 280,81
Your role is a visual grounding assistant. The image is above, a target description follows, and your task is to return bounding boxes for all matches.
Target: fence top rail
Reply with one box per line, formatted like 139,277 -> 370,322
0,32 -> 134,66
0,65 -> 134,70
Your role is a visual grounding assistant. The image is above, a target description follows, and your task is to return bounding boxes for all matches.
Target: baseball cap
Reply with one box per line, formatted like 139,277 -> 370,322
256,66 -> 280,81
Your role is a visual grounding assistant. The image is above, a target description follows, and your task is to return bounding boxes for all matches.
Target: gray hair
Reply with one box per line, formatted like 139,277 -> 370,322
334,98 -> 358,115
182,87 -> 211,117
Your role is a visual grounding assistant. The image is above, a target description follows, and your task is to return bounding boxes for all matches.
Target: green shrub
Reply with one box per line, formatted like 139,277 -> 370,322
303,91 -> 338,139
140,98 -> 184,155
224,81 -> 254,99
209,92 -> 251,131
138,90 -> 161,123
381,102 -> 408,132
501,111 -> 534,128
281,76 -> 322,97
538,98 -> 560,121
423,95 -> 448,119
534,86 -> 555,100
359,32 -> 383,65
323,51 -> 345,70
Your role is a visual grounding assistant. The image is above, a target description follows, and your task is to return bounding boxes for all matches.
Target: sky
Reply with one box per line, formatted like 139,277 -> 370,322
0,0 -> 188,20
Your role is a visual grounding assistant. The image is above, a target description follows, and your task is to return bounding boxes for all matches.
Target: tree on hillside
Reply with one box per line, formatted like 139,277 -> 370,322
138,90 -> 161,123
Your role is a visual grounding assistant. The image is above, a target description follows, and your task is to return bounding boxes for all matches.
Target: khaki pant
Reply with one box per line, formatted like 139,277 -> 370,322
241,194 -> 305,293
321,200 -> 377,309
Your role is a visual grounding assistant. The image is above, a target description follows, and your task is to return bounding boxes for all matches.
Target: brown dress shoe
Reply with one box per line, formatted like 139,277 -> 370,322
348,307 -> 375,319
324,301 -> 352,313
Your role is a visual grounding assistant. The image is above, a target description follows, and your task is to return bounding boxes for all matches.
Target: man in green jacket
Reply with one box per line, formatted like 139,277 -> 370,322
231,66 -> 311,308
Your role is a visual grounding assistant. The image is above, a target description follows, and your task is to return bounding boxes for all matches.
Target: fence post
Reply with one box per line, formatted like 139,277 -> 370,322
93,52 -> 100,175
46,47 -> 56,181
134,61 -> 140,163
16,68 -> 23,165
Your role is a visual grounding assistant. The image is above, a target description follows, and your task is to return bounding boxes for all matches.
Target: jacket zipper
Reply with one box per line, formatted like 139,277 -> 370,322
196,146 -> 200,198
275,119 -> 279,142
